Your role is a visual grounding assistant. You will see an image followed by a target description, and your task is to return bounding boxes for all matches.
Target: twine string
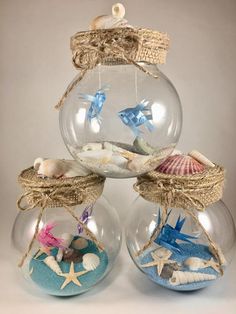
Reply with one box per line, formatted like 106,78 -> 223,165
17,168 -> 106,267
55,35 -> 159,109
134,165 -> 225,275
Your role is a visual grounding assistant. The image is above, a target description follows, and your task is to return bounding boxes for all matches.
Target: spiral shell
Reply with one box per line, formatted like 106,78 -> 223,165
112,3 -> 126,19
44,256 -> 62,275
156,154 -> 205,175
82,253 -> 100,271
169,271 -> 216,286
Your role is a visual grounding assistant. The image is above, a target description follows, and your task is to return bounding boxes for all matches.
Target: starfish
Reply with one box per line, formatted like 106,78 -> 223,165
59,262 -> 89,290
203,258 -> 221,273
141,248 -> 176,276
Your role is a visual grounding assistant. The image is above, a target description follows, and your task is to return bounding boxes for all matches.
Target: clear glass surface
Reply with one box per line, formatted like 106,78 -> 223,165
126,198 -> 236,291
59,63 -> 182,178
12,196 -> 122,296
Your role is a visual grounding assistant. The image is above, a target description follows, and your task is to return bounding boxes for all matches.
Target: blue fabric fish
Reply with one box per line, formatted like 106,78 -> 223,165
77,204 -> 94,234
154,209 -> 197,253
118,100 -> 154,136
79,86 -> 109,122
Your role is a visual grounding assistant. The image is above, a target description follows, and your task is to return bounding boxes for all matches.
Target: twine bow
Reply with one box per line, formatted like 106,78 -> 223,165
55,27 -> 169,109
134,165 -> 225,275
17,168 -> 105,267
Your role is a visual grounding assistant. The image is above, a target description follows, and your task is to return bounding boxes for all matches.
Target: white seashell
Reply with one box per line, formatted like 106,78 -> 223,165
184,257 -> 207,271
34,157 -> 45,171
127,155 -> 151,172
34,158 -> 91,178
44,256 -> 63,275
153,247 -> 172,260
112,3 -> 125,19
157,154 -> 205,175
82,143 -> 103,151
188,150 -> 215,168
78,149 -> 113,164
72,238 -> 88,250
82,253 -> 100,271
56,233 -> 74,262
90,15 -> 129,30
169,271 -> 216,286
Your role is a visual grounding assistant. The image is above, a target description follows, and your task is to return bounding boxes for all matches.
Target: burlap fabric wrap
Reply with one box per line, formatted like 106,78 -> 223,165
17,167 -> 106,267
134,165 -> 226,275
56,27 -> 170,109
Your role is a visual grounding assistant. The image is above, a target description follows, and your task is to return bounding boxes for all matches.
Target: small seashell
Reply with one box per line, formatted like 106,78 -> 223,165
188,150 -> 215,168
78,149 -> 113,164
184,257 -> 206,271
153,247 -> 172,260
112,3 -> 126,19
44,256 -> 63,275
157,154 -> 205,175
127,155 -> 151,172
72,238 -> 89,250
169,271 -> 216,286
56,233 -> 74,262
82,253 -> 100,271
90,15 -> 129,30
34,158 -> 91,178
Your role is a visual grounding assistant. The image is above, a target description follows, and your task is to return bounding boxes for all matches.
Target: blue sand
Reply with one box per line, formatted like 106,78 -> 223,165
139,243 -> 221,291
29,237 -> 108,296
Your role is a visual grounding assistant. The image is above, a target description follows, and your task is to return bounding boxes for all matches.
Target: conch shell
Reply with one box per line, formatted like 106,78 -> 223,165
56,233 -> 74,262
44,256 -> 63,275
169,271 -> 216,286
188,150 -> 215,168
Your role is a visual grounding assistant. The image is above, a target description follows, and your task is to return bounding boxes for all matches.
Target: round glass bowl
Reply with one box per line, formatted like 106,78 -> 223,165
59,63 -> 182,178
12,196 -> 121,296
126,198 -> 236,291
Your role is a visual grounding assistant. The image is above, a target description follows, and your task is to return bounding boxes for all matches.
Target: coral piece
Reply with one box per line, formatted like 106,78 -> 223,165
37,223 -> 64,250
157,154 -> 205,175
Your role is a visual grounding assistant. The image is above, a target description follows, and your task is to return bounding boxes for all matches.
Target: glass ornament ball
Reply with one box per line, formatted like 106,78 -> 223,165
12,197 -> 121,296
59,63 -> 182,178
126,198 -> 236,291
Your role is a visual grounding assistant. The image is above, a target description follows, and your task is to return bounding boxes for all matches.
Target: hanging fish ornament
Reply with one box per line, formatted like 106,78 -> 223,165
154,209 -> 197,253
77,204 -> 94,234
118,100 -> 154,136
79,86 -> 109,122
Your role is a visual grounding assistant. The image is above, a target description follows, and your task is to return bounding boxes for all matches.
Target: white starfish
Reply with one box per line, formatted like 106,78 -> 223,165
203,257 -> 221,273
59,262 -> 89,290
141,247 -> 175,276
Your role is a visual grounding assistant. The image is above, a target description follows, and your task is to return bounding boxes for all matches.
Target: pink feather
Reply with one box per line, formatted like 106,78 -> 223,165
37,223 -> 64,248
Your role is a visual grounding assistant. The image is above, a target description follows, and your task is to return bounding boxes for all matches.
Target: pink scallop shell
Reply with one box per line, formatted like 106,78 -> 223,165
156,154 -> 205,175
